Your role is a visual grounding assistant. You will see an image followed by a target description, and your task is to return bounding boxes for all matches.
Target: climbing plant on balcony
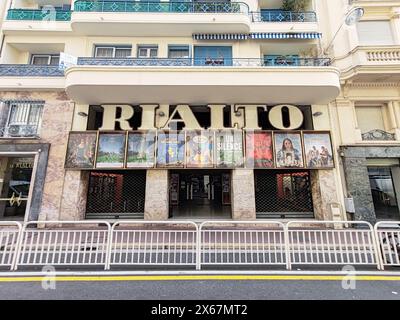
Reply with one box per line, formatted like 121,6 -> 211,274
282,0 -> 310,12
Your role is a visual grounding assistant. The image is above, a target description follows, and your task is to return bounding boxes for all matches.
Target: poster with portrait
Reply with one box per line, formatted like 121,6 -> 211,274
245,131 -> 274,168
215,130 -> 244,168
96,133 -> 126,168
303,132 -> 334,169
274,132 -> 304,168
126,131 -> 156,168
65,132 -> 97,169
156,131 -> 185,167
186,130 -> 213,168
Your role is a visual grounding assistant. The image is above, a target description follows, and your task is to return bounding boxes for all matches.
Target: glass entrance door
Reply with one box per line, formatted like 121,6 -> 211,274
170,170 -> 231,218
368,166 -> 400,220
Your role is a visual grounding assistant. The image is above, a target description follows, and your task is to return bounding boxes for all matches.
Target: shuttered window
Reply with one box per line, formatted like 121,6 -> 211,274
355,106 -> 385,133
356,21 -> 394,45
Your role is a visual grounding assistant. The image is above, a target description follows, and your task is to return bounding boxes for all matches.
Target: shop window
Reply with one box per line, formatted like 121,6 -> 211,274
356,20 -> 394,45
2,101 -> 44,138
94,46 -> 132,58
30,54 -> 60,66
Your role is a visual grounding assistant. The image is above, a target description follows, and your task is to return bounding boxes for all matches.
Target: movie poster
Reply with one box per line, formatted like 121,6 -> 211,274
126,131 -> 156,168
215,130 -> 244,168
245,131 -> 274,168
186,130 -> 213,168
96,133 -> 126,168
156,131 -> 185,167
303,132 -> 334,169
65,132 -> 97,169
274,132 -> 304,168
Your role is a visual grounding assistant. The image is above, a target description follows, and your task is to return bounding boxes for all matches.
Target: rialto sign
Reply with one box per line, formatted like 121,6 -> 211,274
97,104 -> 306,131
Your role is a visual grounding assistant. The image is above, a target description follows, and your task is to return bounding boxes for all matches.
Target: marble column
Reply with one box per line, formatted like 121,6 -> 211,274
343,157 -> 376,224
310,170 -> 341,221
231,169 -> 256,220
144,170 -> 169,220
59,171 -> 90,221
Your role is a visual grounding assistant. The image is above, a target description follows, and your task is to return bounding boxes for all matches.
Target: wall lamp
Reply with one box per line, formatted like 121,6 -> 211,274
77,111 -> 88,117
312,112 -> 323,117
158,111 -> 166,117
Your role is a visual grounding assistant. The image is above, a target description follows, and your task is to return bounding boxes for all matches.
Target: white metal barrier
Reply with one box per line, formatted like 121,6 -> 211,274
15,221 -> 111,270
199,221 -> 287,269
107,221 -> 199,270
0,222 -> 22,270
374,221 -> 400,269
287,221 -> 381,270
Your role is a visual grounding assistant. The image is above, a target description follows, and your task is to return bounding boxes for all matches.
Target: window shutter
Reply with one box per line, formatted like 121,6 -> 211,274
356,21 -> 394,45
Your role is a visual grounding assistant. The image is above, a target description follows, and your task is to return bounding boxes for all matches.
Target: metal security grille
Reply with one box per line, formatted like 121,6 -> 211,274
255,170 -> 314,218
86,171 -> 146,219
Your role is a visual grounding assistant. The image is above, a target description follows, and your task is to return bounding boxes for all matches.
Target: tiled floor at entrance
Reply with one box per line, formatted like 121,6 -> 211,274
171,204 -> 231,219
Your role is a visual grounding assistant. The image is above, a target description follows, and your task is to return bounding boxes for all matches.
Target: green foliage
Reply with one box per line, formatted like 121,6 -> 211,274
281,0 -> 310,12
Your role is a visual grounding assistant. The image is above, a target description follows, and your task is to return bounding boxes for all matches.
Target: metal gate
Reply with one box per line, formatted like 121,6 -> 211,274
254,170 -> 314,218
86,170 -> 146,219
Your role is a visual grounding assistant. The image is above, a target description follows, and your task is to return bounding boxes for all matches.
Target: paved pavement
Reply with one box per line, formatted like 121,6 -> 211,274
0,271 -> 399,300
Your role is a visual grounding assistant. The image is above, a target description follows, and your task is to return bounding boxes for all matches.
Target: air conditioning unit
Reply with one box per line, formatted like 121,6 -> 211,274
7,125 -> 37,137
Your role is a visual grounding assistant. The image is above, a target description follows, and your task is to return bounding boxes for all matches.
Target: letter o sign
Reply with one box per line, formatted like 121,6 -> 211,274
268,104 -> 304,130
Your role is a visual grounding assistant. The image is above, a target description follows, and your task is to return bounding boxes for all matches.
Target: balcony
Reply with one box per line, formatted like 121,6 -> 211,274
71,0 -> 251,36
3,9 -> 72,35
250,10 -> 319,34
339,46 -> 400,82
0,125 -> 40,139
0,65 -> 65,90
65,57 -> 340,105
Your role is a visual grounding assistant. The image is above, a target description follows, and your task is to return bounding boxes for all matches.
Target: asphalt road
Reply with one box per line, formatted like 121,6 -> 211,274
0,273 -> 399,300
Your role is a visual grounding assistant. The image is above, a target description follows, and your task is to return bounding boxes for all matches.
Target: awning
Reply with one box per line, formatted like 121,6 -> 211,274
193,32 -> 321,40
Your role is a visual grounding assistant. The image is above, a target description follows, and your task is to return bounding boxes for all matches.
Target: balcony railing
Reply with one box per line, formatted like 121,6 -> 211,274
6,9 -> 72,21
77,57 -> 331,67
251,10 -> 317,23
74,0 -> 249,14
0,125 -> 40,138
0,65 -> 64,77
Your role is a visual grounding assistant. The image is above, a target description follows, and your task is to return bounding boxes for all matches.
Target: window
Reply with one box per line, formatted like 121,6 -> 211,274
4,102 -> 44,137
137,46 -> 158,58
94,46 -> 132,58
355,106 -> 385,134
168,45 -> 190,58
356,21 -> 394,45
30,54 -> 60,66
193,46 -> 232,66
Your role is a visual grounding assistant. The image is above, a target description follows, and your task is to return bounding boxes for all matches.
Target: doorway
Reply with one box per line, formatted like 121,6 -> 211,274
169,170 -> 231,219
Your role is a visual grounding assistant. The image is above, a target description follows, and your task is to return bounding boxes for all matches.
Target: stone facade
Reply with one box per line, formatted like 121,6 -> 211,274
231,169 -> 256,220
144,169 -> 169,220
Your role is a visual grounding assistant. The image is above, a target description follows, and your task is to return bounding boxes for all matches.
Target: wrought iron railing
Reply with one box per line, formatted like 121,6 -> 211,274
74,0 -> 249,14
6,9 -> 71,21
0,125 -> 40,138
77,57 -> 331,67
251,10 -> 317,23
0,65 -> 64,77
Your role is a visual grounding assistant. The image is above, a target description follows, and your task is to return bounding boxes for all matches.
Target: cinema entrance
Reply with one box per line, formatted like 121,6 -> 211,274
169,170 -> 231,219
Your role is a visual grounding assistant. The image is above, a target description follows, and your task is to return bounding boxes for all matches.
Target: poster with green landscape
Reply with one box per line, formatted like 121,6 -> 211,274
127,131 -> 156,168
96,133 -> 126,168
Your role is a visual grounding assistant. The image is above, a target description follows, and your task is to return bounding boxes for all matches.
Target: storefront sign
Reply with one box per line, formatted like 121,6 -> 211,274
156,131 -> 185,167
127,131 -> 156,168
186,131 -> 214,168
215,130 -> 244,168
245,131 -> 273,168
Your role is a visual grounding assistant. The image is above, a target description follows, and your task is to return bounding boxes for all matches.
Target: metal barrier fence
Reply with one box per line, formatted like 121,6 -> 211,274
107,221 -> 198,269
1,219 -> 400,271
287,221 -> 381,270
374,221 -> 400,269
0,222 -> 22,270
15,221 -> 111,270
199,221 -> 287,269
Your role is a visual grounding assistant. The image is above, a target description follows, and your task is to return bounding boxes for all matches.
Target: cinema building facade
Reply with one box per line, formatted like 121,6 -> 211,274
0,0 -> 347,223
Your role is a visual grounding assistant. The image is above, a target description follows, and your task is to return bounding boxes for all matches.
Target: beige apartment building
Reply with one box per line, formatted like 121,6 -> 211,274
0,0 -> 397,224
